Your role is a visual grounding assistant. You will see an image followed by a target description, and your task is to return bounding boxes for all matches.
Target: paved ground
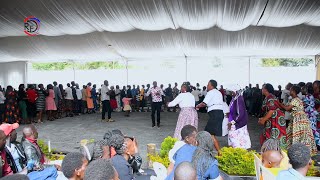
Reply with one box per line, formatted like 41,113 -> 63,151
16,111 -> 263,167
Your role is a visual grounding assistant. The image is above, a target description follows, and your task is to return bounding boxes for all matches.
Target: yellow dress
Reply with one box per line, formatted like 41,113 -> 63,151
86,86 -> 94,109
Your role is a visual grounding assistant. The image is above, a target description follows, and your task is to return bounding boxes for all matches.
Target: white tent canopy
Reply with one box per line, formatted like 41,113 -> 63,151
0,0 -> 320,62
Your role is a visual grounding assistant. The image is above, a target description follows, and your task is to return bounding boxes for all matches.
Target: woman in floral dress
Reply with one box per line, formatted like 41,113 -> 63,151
278,85 -> 317,154
258,84 -> 286,149
302,85 -> 320,148
4,86 -> 21,124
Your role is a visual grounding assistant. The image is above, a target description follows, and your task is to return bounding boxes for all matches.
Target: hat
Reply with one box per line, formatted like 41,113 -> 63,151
0,123 -> 19,136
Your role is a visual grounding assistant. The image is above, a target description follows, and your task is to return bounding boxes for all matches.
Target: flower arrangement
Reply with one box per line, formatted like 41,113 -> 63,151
215,147 -> 256,176
38,139 -> 65,161
148,136 -> 178,168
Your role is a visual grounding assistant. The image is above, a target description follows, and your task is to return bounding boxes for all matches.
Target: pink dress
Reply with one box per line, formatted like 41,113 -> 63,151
46,89 -> 57,111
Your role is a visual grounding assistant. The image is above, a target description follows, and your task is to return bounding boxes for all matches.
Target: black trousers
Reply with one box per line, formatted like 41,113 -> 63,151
102,100 -> 112,119
151,102 -> 162,126
77,100 -> 83,114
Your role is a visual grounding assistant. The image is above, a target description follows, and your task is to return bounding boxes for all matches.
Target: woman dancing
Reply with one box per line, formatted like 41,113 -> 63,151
168,83 -> 198,140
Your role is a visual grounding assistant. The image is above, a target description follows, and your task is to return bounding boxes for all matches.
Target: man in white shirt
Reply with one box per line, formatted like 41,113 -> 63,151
191,87 -> 201,105
196,80 -> 222,152
146,81 -> 164,128
75,84 -> 82,115
0,85 -> 6,123
101,80 -> 114,122
65,83 -> 74,117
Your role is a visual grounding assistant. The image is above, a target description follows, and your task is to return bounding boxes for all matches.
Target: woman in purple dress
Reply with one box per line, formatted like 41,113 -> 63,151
227,85 -> 251,149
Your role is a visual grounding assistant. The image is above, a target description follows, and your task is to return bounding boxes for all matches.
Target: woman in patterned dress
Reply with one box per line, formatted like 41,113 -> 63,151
258,84 -> 287,149
36,84 -> 47,123
302,85 -> 320,149
58,84 -> 65,118
313,80 -> 320,140
278,85 -> 317,154
4,86 -> 21,124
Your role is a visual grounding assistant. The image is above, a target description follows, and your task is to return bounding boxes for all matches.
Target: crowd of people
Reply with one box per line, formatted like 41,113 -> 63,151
0,79 -> 319,179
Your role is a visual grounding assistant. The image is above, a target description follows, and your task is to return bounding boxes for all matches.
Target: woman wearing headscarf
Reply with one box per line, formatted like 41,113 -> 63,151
226,84 -> 251,149
258,84 -> 286,149
192,131 -> 222,180
168,83 -> 198,140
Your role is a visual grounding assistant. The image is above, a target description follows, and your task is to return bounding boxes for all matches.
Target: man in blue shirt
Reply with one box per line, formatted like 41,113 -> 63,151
277,143 -> 312,180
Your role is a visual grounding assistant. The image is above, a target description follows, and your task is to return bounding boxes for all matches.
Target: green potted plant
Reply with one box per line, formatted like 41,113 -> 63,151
148,136 -> 178,168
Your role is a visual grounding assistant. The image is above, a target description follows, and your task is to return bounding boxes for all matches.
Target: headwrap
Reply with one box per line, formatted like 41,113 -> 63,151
192,131 -> 218,177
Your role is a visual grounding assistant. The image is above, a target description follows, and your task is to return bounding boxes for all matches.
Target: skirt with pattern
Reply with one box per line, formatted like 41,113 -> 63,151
228,125 -> 251,149
174,107 -> 198,140
287,112 -> 317,154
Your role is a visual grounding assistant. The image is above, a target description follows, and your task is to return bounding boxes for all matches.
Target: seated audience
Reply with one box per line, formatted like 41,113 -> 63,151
167,125 -> 197,175
105,129 -> 143,174
174,162 -> 197,180
0,130 -> 13,177
84,159 -> 119,180
61,152 -> 88,180
111,134 -> 134,180
261,139 -> 290,169
21,125 -> 59,179
277,143 -> 312,179
0,123 -> 26,173
192,131 -> 222,180
166,126 -> 197,180
80,139 -> 111,162
261,150 -> 284,176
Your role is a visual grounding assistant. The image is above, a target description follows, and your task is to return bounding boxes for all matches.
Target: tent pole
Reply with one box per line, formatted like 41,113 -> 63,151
24,61 -> 28,86
185,55 -> 188,81
126,60 -> 129,85
316,55 -> 320,80
72,60 -> 76,82
248,57 -> 251,85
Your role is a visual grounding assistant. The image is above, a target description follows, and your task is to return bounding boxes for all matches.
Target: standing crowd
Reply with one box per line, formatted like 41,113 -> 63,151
0,79 -> 319,180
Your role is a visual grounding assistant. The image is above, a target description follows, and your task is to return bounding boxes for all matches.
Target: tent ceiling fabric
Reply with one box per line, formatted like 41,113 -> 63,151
1,25 -> 319,62
1,0 -> 320,37
0,0 -> 320,62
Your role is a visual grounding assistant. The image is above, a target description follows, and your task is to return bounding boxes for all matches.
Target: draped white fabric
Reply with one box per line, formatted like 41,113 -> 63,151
1,0 -> 320,37
0,25 -> 319,62
0,0 -> 320,62
0,61 -> 27,88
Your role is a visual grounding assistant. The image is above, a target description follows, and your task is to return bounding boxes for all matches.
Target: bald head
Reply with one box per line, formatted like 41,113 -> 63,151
262,150 -> 283,168
174,162 -> 197,180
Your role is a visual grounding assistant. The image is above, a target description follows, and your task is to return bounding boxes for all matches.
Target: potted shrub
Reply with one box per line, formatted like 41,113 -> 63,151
216,147 -> 256,179
148,136 -> 178,168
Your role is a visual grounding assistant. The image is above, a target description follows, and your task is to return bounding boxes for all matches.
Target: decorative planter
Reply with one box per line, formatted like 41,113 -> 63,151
220,171 -> 256,180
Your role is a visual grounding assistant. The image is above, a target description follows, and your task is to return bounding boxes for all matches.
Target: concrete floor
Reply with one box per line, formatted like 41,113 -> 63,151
16,111 -> 263,167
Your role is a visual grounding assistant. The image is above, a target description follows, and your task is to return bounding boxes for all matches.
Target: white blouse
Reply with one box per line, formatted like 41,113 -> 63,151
168,92 -> 195,108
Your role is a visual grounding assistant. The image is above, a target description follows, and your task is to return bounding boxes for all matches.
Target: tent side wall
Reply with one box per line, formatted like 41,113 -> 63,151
0,61 -> 27,89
